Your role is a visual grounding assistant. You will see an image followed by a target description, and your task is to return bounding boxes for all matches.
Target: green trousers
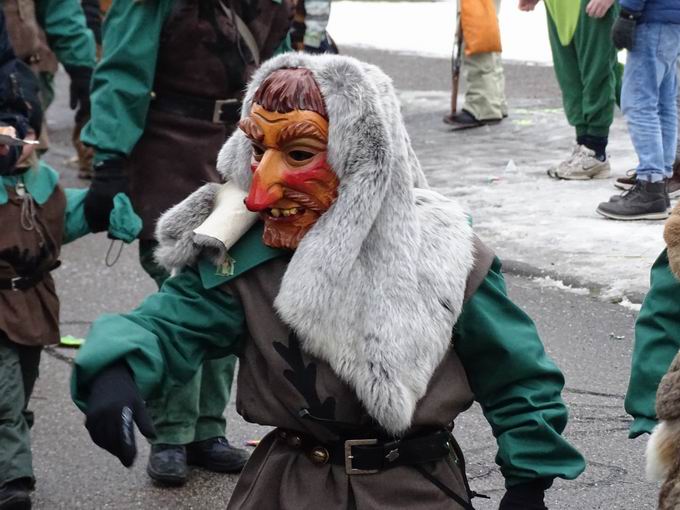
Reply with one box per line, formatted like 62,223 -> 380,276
0,334 -> 41,486
547,1 -> 619,138
461,0 -> 508,121
139,240 -> 238,445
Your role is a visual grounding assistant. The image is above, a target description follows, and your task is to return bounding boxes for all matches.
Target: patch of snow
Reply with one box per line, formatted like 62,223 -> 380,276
397,90 -> 664,301
532,276 -> 590,296
619,298 -> 642,312
328,0 -> 553,63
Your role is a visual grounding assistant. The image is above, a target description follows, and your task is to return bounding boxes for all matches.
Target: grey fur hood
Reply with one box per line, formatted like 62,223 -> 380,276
156,54 -> 475,436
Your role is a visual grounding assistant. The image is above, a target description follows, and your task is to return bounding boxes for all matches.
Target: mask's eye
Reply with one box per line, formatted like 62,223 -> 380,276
288,150 -> 315,162
252,144 -> 265,162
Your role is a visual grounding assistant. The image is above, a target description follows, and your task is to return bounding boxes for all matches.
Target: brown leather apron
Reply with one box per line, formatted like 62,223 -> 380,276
2,0 -> 59,74
221,241 -> 495,509
0,180 -> 64,346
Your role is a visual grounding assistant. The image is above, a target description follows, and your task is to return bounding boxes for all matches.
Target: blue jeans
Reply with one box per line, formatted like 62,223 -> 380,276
621,23 -> 680,182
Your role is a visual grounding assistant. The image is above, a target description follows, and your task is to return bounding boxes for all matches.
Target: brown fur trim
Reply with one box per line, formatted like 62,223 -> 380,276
657,351 -> 680,421
664,202 -> 680,279
659,429 -> 680,510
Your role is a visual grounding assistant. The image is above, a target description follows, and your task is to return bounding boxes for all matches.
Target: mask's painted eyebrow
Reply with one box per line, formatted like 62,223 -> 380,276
278,121 -> 327,145
239,117 -> 264,143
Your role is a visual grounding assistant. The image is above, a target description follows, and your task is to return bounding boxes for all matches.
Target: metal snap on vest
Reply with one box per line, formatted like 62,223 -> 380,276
310,447 -> 330,465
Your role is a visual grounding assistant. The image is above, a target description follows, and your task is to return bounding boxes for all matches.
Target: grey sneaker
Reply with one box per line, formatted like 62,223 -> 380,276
548,145 -> 611,180
596,180 -> 670,220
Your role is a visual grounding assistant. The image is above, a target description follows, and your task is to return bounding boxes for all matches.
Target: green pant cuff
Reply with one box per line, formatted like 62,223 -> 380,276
151,429 -> 196,446
628,417 -> 657,439
585,128 -> 610,138
193,423 -> 227,443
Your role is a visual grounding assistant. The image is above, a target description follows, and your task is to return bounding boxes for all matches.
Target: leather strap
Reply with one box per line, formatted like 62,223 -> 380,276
0,260 -> 61,291
277,428 -> 456,473
150,91 -> 242,124
217,0 -> 261,66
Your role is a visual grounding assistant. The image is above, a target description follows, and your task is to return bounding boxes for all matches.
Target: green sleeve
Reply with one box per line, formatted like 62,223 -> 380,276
625,250 -> 680,438
453,258 -> 586,488
71,265 -> 245,410
80,0 -> 172,162
62,190 -> 142,244
62,188 -> 91,244
36,0 -> 96,68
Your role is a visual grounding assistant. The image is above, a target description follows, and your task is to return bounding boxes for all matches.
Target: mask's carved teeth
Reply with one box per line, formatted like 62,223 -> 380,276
268,207 -> 304,218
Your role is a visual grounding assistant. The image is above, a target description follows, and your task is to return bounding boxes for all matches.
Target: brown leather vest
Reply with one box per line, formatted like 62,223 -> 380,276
0,179 -> 64,346
127,0 -> 293,239
2,0 -> 59,74
220,245 -> 497,509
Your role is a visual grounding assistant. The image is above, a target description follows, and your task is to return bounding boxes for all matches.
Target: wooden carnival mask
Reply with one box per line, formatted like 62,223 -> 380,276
240,68 -> 339,250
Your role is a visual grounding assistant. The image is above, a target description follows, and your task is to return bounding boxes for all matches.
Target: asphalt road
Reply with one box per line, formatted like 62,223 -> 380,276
27,47 -> 658,509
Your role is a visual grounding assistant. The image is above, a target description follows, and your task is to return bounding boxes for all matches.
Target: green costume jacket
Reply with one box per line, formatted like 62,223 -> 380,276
81,0 -> 291,164
34,0 -> 96,69
72,224 -> 585,497
625,251 -> 680,438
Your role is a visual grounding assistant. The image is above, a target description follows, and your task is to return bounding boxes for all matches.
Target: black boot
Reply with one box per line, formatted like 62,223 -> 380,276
670,159 -> 680,198
596,180 -> 669,220
186,437 -> 250,473
147,444 -> 188,486
0,479 -> 32,510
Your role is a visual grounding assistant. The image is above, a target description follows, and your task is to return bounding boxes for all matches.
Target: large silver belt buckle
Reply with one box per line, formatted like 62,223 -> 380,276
212,98 -> 239,124
344,438 -> 379,475
10,276 -> 21,291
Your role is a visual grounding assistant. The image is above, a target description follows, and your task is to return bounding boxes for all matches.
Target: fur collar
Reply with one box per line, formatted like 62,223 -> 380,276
156,54 -> 474,436
665,202 -> 680,279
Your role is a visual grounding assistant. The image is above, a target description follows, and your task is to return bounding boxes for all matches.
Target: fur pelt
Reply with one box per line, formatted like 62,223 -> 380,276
664,202 -> 680,279
156,54 -> 474,436
154,183 -> 223,272
647,350 -> 680,509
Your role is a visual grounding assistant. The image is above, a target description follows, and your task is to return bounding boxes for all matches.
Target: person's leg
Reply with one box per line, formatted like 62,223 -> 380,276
573,0 -> 618,159
658,25 -> 680,179
185,356 -> 249,473
460,0 -> 505,121
192,357 -> 236,442
621,23 -> 666,183
547,12 -> 584,137
0,334 -> 40,508
597,23 -> 669,220
545,10 -> 609,179
145,367 -> 201,485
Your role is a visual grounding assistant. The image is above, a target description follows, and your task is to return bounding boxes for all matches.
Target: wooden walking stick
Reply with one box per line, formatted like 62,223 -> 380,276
443,15 -> 464,124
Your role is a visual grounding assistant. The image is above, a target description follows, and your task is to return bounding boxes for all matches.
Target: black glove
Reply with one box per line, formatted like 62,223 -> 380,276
611,9 -> 640,51
499,480 -> 550,510
84,158 -> 129,233
85,362 -> 156,467
64,65 -> 93,118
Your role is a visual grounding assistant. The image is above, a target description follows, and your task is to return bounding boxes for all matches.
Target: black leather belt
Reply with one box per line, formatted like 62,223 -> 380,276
150,91 -> 242,124
0,261 -> 61,291
276,428 -> 456,475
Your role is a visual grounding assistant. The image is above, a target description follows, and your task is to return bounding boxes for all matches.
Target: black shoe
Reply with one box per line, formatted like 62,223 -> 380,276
186,437 -> 250,473
0,479 -> 32,510
596,180 -> 670,220
147,444 -> 188,486
442,109 -> 502,131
